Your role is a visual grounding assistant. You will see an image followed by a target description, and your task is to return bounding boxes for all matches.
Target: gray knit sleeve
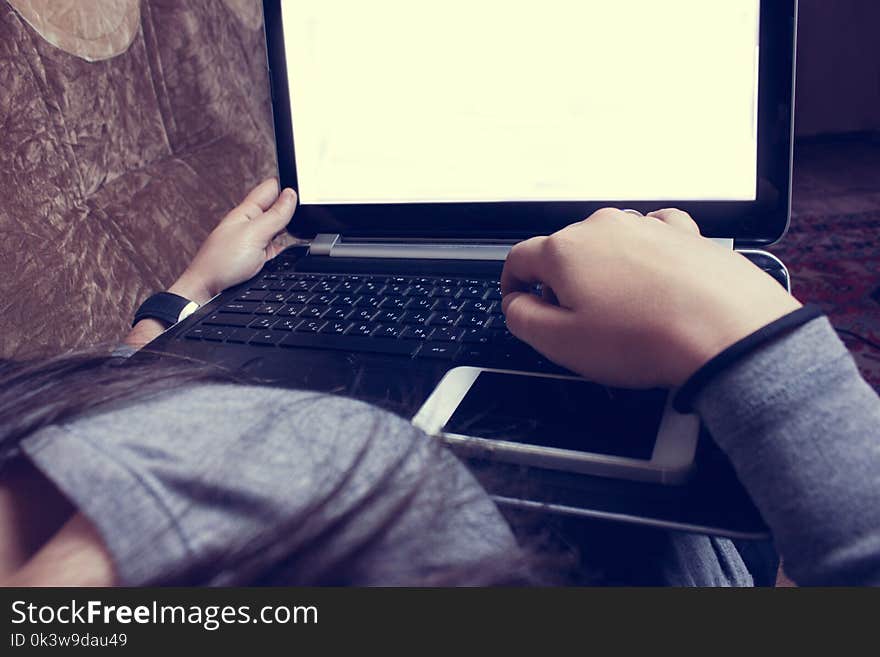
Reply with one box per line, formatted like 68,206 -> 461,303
694,317 -> 880,585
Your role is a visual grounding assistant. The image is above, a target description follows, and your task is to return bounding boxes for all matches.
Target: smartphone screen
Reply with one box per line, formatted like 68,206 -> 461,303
444,372 -> 666,460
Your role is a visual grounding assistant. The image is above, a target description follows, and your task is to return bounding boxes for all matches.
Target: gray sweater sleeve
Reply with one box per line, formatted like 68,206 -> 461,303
694,317 -> 880,585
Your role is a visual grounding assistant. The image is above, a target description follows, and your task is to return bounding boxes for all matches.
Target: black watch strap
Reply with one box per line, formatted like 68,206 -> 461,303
133,292 -> 200,328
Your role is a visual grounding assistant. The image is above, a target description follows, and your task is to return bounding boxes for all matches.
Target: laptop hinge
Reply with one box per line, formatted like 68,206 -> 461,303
310,233 -> 735,259
309,234 -> 515,261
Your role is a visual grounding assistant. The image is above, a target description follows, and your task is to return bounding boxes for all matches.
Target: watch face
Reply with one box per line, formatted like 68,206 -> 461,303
178,300 -> 201,323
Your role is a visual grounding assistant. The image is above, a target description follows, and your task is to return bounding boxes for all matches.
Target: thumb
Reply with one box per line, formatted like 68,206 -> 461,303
253,188 -> 298,242
502,291 -> 578,363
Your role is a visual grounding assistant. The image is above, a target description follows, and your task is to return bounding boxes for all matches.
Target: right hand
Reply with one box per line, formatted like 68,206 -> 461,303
500,208 -> 801,388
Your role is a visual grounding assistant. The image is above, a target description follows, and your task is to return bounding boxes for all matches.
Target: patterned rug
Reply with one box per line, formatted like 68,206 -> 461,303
770,139 -> 880,391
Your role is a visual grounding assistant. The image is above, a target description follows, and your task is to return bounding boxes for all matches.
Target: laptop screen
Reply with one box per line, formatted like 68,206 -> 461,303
280,1 -> 761,206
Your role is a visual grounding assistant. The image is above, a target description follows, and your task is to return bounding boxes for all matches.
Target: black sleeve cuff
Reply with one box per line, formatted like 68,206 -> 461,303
672,305 -> 825,413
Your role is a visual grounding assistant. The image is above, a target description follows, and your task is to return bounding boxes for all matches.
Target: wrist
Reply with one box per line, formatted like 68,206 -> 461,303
168,270 -> 217,305
671,294 -> 803,388
673,304 -> 823,413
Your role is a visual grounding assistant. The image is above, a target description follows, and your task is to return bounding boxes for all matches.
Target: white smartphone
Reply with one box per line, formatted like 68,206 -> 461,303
412,367 -> 699,485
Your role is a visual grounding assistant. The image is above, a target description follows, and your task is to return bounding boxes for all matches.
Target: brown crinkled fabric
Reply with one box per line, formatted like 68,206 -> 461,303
0,0 -> 276,358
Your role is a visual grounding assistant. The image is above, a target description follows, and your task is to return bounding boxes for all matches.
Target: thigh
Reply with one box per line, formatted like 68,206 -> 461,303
0,457 -> 75,576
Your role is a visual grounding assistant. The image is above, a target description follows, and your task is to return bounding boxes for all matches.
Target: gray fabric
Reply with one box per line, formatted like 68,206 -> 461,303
21,385 -> 519,586
696,316 -> 880,585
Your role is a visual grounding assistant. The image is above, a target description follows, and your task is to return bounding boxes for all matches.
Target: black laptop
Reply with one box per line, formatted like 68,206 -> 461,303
143,0 -> 797,539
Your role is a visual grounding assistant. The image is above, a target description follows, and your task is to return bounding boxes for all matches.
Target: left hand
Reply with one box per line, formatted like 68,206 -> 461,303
170,179 -> 299,304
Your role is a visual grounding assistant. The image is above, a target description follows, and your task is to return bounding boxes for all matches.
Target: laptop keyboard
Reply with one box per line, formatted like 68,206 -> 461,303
180,269 -> 554,370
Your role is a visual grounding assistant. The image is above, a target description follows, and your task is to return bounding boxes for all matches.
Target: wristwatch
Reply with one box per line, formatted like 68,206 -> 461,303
133,292 -> 200,328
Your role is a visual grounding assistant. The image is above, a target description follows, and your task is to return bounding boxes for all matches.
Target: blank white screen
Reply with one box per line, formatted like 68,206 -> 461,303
281,0 -> 760,205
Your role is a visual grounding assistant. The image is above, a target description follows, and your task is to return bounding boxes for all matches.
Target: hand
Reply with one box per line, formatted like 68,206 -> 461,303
169,179 -> 298,304
500,208 -> 801,388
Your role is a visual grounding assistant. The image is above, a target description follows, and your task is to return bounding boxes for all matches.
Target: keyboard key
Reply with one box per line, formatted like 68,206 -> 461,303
289,281 -> 312,291
461,327 -> 492,343
416,344 -> 460,360
286,292 -> 311,305
459,313 -> 490,329
487,314 -> 507,329
333,294 -> 361,307
265,292 -> 289,304
255,303 -> 283,315
381,283 -> 407,295
268,281 -> 289,291
247,282 -> 269,291
309,293 -> 337,305
374,310 -> 403,324
460,299 -> 496,313
431,298 -> 465,312
400,311 -> 430,325
400,326 -> 429,340
279,332 -> 417,356
248,317 -> 277,330
295,319 -> 325,333
277,304 -> 305,317
312,281 -> 338,293
324,307 -> 350,321
458,286 -> 487,299
203,313 -> 252,327
348,308 -> 375,322
404,297 -> 433,310
203,327 -> 236,342
485,289 -> 503,301
185,327 -> 208,340
221,301 -> 259,314
428,312 -> 458,326
456,346 -> 489,363
403,285 -> 431,297
372,324 -> 403,339
236,290 -> 267,302
249,331 -> 282,346
356,295 -> 382,308
379,296 -> 407,310
347,322 -> 376,336
428,327 -> 463,342
272,318 -> 299,331
432,285 -> 456,298
320,321 -> 351,335
299,306 -> 327,319
355,281 -> 381,294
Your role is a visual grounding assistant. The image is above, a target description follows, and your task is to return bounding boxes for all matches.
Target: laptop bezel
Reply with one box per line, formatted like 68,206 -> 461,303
263,0 -> 796,246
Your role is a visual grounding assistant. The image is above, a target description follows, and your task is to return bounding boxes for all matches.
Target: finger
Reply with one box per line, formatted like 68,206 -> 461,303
236,178 -> 281,221
646,208 -> 700,235
501,291 -> 578,362
541,284 -> 559,306
500,236 -> 550,296
265,231 -> 299,259
252,188 -> 298,241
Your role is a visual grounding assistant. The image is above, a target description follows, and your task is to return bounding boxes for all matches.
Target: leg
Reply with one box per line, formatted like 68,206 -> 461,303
3,513 -> 117,587
0,458 -> 75,577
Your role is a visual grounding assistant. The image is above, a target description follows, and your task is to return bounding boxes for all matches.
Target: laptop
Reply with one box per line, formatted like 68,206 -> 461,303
143,0 -> 797,539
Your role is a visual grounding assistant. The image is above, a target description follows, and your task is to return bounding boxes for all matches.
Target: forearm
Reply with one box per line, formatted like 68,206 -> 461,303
694,317 -> 880,585
122,270 -> 217,350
